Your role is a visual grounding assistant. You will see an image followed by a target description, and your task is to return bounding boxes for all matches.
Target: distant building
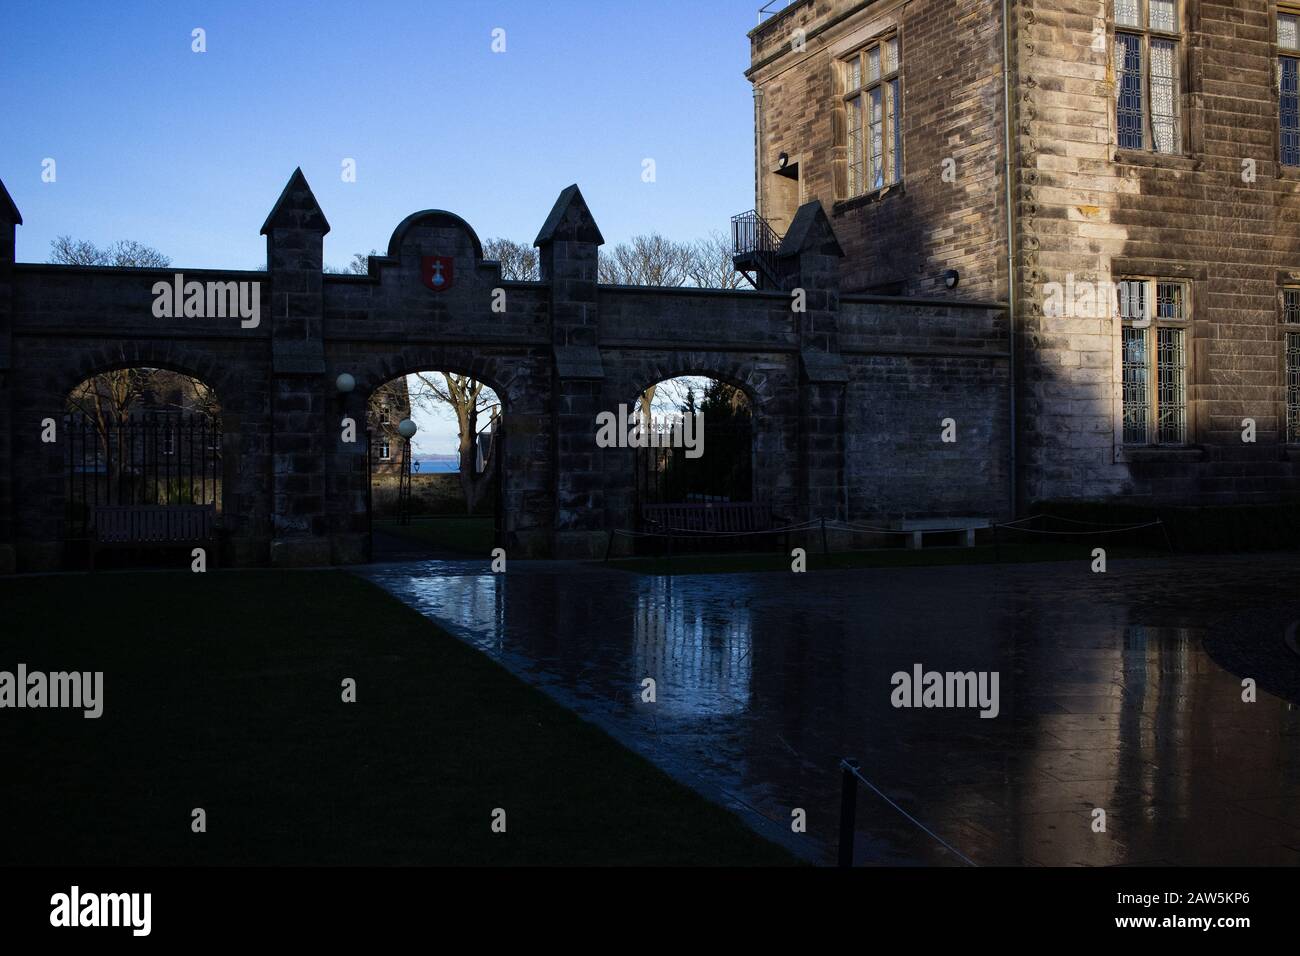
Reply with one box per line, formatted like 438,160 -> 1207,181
366,377 -> 411,475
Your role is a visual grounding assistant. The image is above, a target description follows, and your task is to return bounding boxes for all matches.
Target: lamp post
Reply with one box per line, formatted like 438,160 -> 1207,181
397,418 -> 417,525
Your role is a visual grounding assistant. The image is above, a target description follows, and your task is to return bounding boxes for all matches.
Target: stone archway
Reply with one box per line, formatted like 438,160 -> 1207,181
601,350 -> 801,530
331,347 -> 550,559
0,167 -> 1012,571
60,362 -> 229,567
625,371 -> 755,511
360,363 -> 506,559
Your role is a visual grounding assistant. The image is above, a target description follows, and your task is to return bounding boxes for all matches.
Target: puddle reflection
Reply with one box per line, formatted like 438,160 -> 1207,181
361,557 -> 1300,865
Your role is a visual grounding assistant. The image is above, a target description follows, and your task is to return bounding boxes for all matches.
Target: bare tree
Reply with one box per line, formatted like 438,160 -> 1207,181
598,233 -> 695,287
50,235 -> 171,269
483,237 -> 539,281
405,373 -> 501,514
687,230 -> 748,291
324,249 -> 379,275
348,249 -> 379,274
53,238 -> 216,493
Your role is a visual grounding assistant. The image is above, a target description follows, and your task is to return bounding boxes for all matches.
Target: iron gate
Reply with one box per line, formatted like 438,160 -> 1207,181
634,419 -> 753,514
64,412 -> 223,540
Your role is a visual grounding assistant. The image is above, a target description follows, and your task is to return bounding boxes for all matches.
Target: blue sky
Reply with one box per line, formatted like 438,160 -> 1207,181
0,0 -> 766,270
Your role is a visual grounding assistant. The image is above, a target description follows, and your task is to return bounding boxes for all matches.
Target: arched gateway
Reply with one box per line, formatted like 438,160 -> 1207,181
0,171 -> 1011,571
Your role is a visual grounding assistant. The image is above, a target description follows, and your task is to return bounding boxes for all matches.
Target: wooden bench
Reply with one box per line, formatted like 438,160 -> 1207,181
890,516 -> 990,549
641,502 -> 773,535
91,504 -> 216,569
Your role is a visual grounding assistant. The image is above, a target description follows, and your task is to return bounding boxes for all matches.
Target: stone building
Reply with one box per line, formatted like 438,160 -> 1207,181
0,170 -> 1009,571
743,0 -> 1300,507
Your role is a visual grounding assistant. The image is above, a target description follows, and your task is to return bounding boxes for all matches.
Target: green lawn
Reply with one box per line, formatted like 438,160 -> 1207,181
602,541 -> 1169,575
373,516 -> 496,554
0,571 -> 795,866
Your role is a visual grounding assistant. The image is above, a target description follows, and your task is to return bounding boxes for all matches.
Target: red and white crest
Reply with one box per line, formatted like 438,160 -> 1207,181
421,255 -> 454,292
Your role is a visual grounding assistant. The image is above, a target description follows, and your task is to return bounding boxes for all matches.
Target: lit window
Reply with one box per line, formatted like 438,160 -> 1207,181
1120,278 -> 1189,445
1113,1 -> 1182,154
844,35 -> 902,196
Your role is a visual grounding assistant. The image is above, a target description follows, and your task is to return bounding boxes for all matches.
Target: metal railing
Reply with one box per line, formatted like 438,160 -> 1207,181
731,209 -> 781,258
731,209 -> 782,288
758,0 -> 795,23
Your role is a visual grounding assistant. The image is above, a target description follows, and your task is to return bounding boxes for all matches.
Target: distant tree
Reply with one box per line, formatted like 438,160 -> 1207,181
483,237 -> 539,281
53,233 -> 178,456
348,249 -> 379,274
53,238 -> 217,495
687,231 -> 747,291
401,373 -> 500,514
598,233 -> 695,286
50,235 -> 171,268
324,249 -> 379,275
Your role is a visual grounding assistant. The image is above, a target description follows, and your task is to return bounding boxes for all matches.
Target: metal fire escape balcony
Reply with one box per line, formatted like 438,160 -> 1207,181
731,210 -> 783,291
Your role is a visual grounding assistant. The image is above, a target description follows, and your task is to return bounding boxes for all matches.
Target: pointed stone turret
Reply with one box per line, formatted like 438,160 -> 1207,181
778,202 -> 847,521
776,200 -> 844,352
534,184 -> 605,253
262,167 -> 329,277
261,168 -> 327,371
0,177 -> 19,571
535,183 -> 604,349
261,167 -> 330,236
537,185 -> 607,558
777,200 -> 843,285
262,169 -> 330,566
0,176 -> 21,267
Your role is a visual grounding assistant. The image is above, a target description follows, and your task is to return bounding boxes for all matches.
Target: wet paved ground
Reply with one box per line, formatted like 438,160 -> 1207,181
358,554 -> 1300,866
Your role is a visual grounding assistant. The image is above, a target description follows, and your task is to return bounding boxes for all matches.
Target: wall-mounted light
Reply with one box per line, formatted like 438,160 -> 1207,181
335,372 -> 356,394
777,152 -> 789,169
944,270 -> 960,290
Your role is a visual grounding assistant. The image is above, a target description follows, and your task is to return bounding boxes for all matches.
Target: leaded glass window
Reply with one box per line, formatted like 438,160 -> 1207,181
1122,327 -> 1150,444
1156,327 -> 1187,444
1112,1 -> 1181,154
1119,279 -> 1148,323
848,97 -> 864,196
1281,13 -> 1300,166
1149,0 -> 1176,32
1150,40 -> 1180,153
1284,287 -> 1300,324
1156,280 -> 1185,320
843,35 -> 902,197
1287,331 -> 1300,443
1115,34 -> 1144,150
1280,13 -> 1299,51
1283,291 -> 1300,443
1121,278 -> 1190,446
869,87 -> 884,190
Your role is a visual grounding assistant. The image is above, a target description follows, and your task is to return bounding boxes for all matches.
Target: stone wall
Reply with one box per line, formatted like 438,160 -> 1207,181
747,0 -> 1009,300
752,0 -> 1300,508
1014,0 -> 1300,505
0,170 -> 1012,570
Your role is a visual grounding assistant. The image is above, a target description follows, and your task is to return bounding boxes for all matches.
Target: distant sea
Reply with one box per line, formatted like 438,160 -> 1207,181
412,457 -> 459,474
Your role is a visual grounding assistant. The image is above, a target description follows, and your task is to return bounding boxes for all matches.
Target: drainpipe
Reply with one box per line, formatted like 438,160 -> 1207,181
1002,0 -> 1018,518
754,86 -> 766,220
